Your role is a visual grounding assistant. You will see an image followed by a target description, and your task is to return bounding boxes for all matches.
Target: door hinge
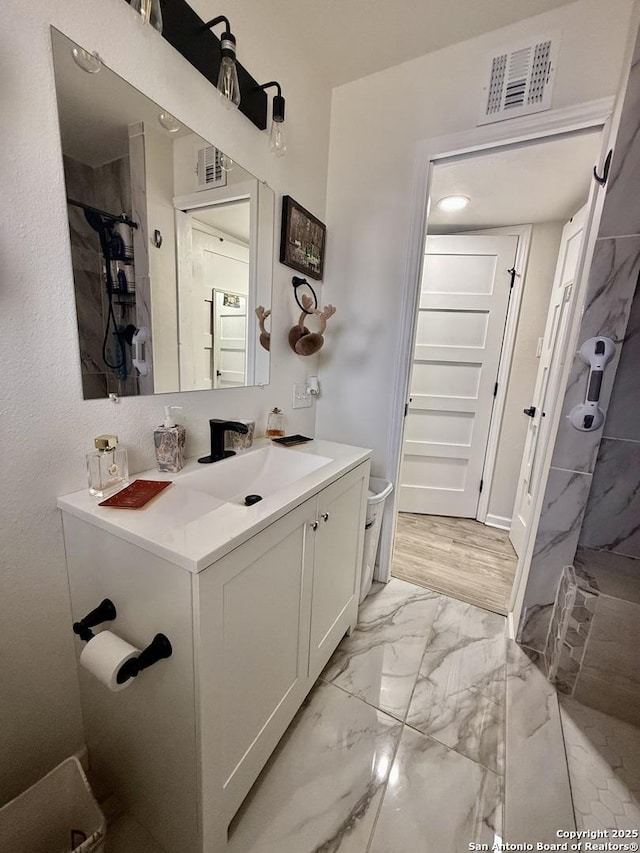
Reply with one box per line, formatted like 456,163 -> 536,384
508,267 -> 517,289
493,382 -> 498,398
479,479 -> 484,494
404,403 -> 409,418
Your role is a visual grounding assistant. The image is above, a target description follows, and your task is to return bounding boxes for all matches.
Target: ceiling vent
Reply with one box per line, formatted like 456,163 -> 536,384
196,145 -> 227,191
478,34 -> 559,126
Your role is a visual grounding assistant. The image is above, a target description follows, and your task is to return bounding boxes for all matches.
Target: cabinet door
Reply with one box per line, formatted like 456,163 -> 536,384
195,498 -> 316,834
309,465 -> 368,678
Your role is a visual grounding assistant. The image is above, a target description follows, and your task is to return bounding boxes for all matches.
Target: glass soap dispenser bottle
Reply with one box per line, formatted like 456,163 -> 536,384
266,407 -> 285,438
87,434 -> 129,497
154,406 -> 186,473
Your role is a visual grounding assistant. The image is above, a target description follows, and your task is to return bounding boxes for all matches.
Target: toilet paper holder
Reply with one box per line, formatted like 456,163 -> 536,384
73,598 -> 117,642
115,633 -> 173,685
73,598 -> 173,684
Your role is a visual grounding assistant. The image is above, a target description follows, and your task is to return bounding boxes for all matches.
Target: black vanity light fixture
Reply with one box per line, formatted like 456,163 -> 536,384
157,0 -> 268,129
201,15 -> 241,110
258,81 -> 286,157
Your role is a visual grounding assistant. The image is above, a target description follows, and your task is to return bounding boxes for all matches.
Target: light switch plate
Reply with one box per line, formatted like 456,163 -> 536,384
292,383 -> 312,409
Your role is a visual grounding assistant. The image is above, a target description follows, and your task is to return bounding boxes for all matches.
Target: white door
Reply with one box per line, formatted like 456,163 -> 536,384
399,234 -> 518,517
213,289 -> 247,388
191,227 -> 249,389
510,206 -> 587,555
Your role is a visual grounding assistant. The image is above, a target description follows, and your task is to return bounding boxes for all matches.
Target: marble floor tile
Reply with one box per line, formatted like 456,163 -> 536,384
368,726 -> 502,853
321,578 -> 441,720
227,680 -> 403,853
561,697 -> 640,832
504,641 -> 575,843
405,597 -> 506,773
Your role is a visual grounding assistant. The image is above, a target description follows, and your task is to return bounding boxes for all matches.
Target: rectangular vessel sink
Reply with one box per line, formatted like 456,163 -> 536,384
173,445 -> 333,503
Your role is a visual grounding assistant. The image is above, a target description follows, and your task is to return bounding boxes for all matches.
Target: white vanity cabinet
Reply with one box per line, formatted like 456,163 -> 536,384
59,444 -> 370,853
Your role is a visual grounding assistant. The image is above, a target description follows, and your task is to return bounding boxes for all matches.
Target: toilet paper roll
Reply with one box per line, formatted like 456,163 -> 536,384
79,630 -> 140,692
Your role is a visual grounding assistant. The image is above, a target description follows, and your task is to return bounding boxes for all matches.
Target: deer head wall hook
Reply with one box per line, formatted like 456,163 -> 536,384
255,306 -> 271,351
288,295 -> 336,356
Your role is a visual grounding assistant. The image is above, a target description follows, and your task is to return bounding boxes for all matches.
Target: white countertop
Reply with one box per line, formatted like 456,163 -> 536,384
57,439 -> 371,573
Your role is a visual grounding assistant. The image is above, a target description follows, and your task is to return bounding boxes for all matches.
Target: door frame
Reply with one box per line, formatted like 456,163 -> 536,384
382,98 -> 614,633
469,224 -> 532,528
174,181 -> 258,388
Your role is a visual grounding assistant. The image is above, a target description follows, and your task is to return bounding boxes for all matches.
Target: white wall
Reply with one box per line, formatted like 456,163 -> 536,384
146,124 -> 181,392
0,0 -> 331,803
487,222 -> 564,524
316,0 -> 634,480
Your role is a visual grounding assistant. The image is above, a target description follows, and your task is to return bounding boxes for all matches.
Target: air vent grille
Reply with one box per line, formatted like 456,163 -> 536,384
196,146 -> 227,191
479,35 -> 559,125
529,41 -> 552,104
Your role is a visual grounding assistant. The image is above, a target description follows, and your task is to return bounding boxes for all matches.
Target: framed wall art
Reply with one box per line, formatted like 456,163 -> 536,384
279,195 -> 326,281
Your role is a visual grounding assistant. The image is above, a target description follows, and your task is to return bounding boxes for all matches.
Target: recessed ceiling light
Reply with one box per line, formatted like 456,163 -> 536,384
436,195 -> 470,212
158,112 -> 180,133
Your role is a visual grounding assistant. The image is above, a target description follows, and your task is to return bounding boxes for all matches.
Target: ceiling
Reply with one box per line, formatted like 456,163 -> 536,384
189,0 -> 575,87
193,200 -> 251,244
428,129 -> 602,231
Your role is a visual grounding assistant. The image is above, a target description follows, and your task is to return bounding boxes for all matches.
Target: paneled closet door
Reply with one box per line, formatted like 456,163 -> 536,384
400,234 -> 518,517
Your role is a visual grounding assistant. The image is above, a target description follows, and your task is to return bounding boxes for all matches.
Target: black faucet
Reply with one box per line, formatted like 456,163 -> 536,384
198,419 -> 249,464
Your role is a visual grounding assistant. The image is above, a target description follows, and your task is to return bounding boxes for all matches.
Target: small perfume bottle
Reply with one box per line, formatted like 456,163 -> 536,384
87,435 -> 129,497
266,407 -> 285,438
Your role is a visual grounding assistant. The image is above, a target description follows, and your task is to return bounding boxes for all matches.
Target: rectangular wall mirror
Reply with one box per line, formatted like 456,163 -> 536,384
51,28 -> 274,399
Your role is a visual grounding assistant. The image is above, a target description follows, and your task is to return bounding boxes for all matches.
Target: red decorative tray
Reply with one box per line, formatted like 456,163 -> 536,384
99,479 -> 172,509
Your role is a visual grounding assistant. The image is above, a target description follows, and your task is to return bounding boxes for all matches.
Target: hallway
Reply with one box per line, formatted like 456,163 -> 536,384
392,513 -> 518,614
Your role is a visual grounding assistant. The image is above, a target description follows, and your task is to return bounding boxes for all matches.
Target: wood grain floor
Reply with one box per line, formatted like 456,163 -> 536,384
392,513 -> 517,615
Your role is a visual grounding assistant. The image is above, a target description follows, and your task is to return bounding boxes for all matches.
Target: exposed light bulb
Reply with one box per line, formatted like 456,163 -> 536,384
220,153 -> 234,173
269,119 -> 286,158
158,111 -> 180,133
217,33 -> 241,109
436,195 -> 470,212
130,0 -> 163,32
71,47 -> 102,74
268,93 -> 286,157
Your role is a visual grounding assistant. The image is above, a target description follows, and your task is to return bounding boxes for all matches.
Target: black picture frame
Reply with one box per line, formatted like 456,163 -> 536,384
279,195 -> 326,281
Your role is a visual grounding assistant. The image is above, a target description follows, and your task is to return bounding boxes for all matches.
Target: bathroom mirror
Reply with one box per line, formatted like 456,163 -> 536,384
51,29 -> 273,399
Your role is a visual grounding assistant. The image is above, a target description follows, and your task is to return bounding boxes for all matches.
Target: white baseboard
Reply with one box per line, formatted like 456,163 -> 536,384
485,513 -> 511,530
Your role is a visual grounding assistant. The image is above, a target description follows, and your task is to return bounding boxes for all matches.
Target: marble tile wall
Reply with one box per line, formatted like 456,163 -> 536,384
64,155 -> 106,397
63,153 -> 139,399
518,23 -> 640,650
518,467 -> 592,651
545,548 -> 640,727
580,278 -> 640,558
